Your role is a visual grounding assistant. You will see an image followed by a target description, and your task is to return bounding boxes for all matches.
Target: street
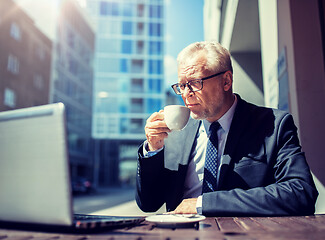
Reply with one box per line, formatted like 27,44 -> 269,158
73,186 -> 136,214
73,186 -> 165,216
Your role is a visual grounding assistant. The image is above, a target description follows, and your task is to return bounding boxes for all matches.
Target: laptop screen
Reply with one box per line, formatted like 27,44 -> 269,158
0,103 -> 73,226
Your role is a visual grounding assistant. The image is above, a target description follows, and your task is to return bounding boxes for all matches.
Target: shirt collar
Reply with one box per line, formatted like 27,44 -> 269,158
203,94 -> 238,134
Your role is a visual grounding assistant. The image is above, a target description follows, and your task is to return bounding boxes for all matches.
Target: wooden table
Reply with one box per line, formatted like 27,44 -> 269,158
0,215 -> 324,239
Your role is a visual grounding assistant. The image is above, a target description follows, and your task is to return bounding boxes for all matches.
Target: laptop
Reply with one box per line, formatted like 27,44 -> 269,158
0,103 -> 144,232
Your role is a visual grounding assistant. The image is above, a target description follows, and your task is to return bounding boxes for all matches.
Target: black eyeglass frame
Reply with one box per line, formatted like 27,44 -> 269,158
171,71 -> 228,95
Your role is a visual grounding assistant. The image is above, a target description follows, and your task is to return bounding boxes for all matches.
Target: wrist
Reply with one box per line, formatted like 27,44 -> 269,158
143,141 -> 164,157
196,195 -> 203,214
148,142 -> 163,152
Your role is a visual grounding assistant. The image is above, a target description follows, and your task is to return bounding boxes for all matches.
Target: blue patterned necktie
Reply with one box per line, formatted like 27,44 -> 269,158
202,121 -> 221,193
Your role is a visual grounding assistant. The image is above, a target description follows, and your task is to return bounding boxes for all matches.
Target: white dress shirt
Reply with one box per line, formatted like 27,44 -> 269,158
183,95 -> 238,199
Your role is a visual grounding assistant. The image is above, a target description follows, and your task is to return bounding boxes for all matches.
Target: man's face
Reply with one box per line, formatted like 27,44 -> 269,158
178,53 -> 232,123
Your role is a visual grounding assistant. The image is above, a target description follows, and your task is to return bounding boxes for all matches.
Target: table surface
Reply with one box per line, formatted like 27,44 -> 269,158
0,214 -> 325,240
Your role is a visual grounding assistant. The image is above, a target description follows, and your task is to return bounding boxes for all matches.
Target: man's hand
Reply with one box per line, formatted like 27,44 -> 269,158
145,110 -> 171,151
169,198 -> 198,214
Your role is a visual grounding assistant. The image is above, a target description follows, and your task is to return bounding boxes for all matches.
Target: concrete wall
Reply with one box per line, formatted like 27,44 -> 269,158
231,53 -> 264,106
277,0 -> 325,186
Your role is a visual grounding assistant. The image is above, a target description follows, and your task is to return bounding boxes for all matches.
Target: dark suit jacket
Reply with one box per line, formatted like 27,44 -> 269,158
136,95 -> 318,216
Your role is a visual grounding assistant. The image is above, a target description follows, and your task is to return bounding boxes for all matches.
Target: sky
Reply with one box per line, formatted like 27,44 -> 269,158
14,0 -> 204,89
164,0 -> 204,87
54,0 -> 205,88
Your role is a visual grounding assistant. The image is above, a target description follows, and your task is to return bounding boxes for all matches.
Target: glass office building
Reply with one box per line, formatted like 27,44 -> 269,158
50,0 -> 95,183
12,0 -> 96,183
84,0 -> 165,186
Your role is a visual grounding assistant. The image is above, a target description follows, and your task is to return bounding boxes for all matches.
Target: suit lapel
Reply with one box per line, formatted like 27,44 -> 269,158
164,118 -> 201,170
218,95 -> 250,189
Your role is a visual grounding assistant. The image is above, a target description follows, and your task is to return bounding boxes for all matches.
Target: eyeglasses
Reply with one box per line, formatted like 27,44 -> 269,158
171,71 -> 227,95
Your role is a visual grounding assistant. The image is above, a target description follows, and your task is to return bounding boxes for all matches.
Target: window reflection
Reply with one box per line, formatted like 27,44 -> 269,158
0,0 -> 166,189
4,88 -> 16,108
10,22 -> 21,40
7,54 -> 20,74
122,40 -> 132,54
122,21 -> 133,35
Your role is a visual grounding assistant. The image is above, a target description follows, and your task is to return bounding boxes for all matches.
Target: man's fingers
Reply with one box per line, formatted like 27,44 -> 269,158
146,129 -> 169,142
171,198 -> 198,214
146,120 -> 167,129
145,118 -> 170,136
144,110 -> 170,151
147,111 -> 164,123
146,131 -> 168,141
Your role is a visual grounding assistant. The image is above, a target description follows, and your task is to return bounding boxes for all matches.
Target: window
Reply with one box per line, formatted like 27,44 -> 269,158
123,3 -> 133,16
157,5 -> 163,18
119,76 -> 129,93
148,60 -> 162,74
149,5 -> 155,18
130,119 -> 143,133
100,1 -> 119,16
122,22 -> 132,35
122,40 -> 132,54
35,45 -> 45,60
136,41 -> 144,54
131,59 -> 143,73
7,54 -> 19,74
148,78 -> 162,93
96,77 -> 119,93
96,96 -> 118,113
137,22 -> 144,35
156,79 -> 162,92
148,78 -> 154,92
157,60 -> 163,74
137,4 -> 145,17
146,98 -> 162,113
119,97 -> 128,113
4,88 -> 16,108
111,2 -> 119,16
33,74 -> 44,90
67,29 -> 75,49
149,5 -> 163,18
98,20 -> 120,34
107,117 -> 119,134
120,59 -> 128,72
119,117 -> 128,133
94,116 -> 106,134
10,22 -> 21,40
149,23 -> 162,36
131,78 -> 144,93
156,99 -> 162,111
68,54 -> 78,75
98,57 -> 119,72
131,98 -> 143,113
149,41 -> 162,55
66,80 -> 77,98
100,1 -> 108,15
97,38 -> 120,53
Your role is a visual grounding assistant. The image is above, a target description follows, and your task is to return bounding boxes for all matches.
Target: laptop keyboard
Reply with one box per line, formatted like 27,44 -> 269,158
73,214 -> 144,229
74,214 -> 121,221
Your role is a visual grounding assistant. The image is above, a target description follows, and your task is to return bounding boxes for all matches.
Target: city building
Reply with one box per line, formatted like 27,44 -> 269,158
13,0 -> 96,183
84,0 -> 165,186
0,0 -> 52,111
204,0 -> 325,212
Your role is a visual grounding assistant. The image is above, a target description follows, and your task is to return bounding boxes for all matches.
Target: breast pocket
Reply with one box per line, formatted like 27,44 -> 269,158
235,154 -> 266,167
233,155 -> 268,187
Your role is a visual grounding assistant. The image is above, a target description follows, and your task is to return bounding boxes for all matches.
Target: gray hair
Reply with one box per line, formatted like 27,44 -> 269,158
177,41 -> 233,73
